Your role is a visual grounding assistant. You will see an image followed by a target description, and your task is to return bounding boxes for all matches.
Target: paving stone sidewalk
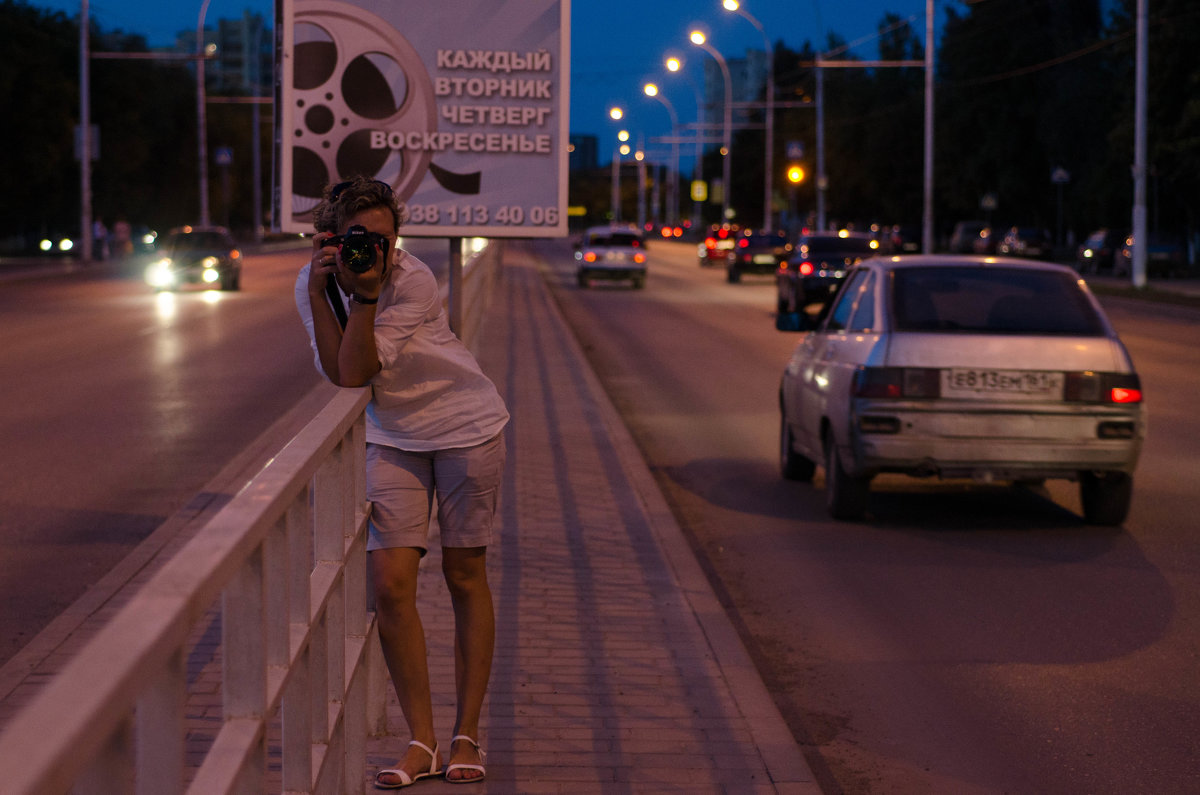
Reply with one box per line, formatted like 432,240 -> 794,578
363,241 -> 818,793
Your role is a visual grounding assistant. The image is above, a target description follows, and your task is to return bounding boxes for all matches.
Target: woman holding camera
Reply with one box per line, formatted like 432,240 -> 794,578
295,175 -> 507,787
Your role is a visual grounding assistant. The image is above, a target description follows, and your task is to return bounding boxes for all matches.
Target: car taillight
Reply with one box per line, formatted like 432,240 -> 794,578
738,238 -> 749,248
230,249 -> 241,260
798,261 -> 814,276
704,237 -> 717,248
584,251 -> 597,262
852,367 -> 941,399
1064,372 -> 1142,404
633,253 -> 646,263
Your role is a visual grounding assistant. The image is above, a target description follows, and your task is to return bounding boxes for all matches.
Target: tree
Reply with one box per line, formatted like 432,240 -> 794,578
1105,0 -> 1200,238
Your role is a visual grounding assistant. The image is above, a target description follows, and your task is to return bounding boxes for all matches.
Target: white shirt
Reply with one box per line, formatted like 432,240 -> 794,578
295,249 -> 509,451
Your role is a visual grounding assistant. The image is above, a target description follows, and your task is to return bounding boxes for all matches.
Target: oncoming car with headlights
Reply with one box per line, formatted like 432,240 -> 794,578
145,226 -> 242,291
777,255 -> 1144,525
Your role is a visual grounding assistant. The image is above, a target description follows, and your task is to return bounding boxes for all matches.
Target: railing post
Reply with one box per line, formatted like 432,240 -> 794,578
137,649 -> 185,795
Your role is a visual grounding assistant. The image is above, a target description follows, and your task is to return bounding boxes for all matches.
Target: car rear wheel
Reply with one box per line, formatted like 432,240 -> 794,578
1079,471 -> 1133,526
577,271 -> 589,288
824,432 -> 870,520
632,275 -> 645,289
780,416 -> 816,482
727,266 -> 741,283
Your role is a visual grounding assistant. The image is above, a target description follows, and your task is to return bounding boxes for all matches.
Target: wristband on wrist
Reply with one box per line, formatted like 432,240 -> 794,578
349,293 -> 378,305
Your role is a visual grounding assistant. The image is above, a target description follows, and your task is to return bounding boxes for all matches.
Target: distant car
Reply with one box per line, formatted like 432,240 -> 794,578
698,224 -> 741,267
972,225 -> 999,255
777,255 -> 1144,524
144,226 -> 242,291
574,224 -> 647,289
887,224 -> 922,254
726,229 -> 792,283
998,226 -> 1052,259
948,220 -> 988,254
1115,232 -> 1189,278
1076,228 -> 1126,275
775,231 -> 879,314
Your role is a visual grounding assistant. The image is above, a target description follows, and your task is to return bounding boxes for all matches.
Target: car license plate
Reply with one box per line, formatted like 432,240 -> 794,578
752,254 -> 776,264
942,368 -> 1063,400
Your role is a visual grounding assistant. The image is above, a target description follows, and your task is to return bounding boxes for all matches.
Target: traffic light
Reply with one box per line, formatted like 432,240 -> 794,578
786,164 -> 805,184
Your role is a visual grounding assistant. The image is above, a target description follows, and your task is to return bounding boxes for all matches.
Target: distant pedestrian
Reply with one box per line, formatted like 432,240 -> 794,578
112,218 -> 133,258
92,218 -> 109,261
294,175 -> 505,787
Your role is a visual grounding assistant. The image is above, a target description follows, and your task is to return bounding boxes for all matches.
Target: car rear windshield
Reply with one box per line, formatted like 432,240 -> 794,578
589,233 -> 642,248
745,231 -> 789,246
891,266 -> 1107,335
802,236 -> 874,255
164,232 -> 230,252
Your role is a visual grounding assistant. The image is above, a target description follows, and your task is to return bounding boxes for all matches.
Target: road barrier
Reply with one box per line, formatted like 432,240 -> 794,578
0,241 -> 502,793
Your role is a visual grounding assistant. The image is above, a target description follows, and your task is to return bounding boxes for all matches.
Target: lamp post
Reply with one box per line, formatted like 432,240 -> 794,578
723,1 -> 774,232
635,138 -> 647,231
643,83 -> 680,227
609,107 -> 625,222
80,0 -> 93,262
666,56 -> 706,230
689,31 -> 732,224
197,0 -> 213,227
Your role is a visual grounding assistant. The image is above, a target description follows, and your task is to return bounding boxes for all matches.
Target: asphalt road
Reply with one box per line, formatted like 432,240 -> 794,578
0,247 -> 325,665
539,237 -> 1200,795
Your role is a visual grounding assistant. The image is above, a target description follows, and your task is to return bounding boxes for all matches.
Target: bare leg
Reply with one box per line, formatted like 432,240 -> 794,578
442,546 -> 493,781
372,547 -> 442,784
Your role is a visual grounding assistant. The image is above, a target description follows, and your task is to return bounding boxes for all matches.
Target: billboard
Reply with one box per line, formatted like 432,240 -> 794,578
277,0 -> 569,237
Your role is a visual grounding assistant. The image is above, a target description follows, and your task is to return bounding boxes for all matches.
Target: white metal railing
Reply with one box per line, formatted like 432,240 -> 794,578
0,386 -> 381,794
0,240 -> 504,794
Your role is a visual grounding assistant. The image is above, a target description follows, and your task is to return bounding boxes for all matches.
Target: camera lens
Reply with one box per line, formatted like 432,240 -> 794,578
338,225 -> 378,273
341,239 -> 376,272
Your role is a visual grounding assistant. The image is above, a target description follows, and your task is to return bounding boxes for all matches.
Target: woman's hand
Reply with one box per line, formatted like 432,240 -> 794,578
307,232 -> 340,298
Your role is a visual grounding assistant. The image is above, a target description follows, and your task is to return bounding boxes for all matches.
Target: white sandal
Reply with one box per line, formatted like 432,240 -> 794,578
374,739 -> 442,789
445,734 -> 487,784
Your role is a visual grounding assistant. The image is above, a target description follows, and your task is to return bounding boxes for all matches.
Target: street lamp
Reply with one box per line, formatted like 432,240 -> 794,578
666,55 -> 706,230
689,30 -> 733,223
723,0 -> 774,232
643,83 -> 680,226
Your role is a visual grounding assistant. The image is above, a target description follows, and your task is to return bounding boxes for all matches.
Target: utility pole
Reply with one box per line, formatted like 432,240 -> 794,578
80,0 -> 93,262
1131,0 -> 1148,288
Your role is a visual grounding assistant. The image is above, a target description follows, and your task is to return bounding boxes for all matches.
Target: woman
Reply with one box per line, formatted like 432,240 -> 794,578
295,175 -> 507,787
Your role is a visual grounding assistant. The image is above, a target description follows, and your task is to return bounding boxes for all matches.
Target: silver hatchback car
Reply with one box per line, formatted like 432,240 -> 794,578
778,256 -> 1145,525
575,224 -> 647,289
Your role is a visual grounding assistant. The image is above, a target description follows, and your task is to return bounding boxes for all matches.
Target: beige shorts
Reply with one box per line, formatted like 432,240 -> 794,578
365,434 -> 505,554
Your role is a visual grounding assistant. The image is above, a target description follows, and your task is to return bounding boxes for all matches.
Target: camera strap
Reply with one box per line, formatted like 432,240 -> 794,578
324,274 -> 348,330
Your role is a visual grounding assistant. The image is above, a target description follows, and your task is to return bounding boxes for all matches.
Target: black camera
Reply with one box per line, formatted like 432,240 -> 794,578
328,225 -> 388,273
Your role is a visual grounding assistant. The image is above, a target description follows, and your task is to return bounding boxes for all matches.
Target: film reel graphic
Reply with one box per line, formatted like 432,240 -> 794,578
291,0 -> 436,223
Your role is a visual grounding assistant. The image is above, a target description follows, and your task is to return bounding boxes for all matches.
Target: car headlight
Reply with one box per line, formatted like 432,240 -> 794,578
145,259 -> 175,288
202,255 -> 219,268
202,267 -> 221,283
